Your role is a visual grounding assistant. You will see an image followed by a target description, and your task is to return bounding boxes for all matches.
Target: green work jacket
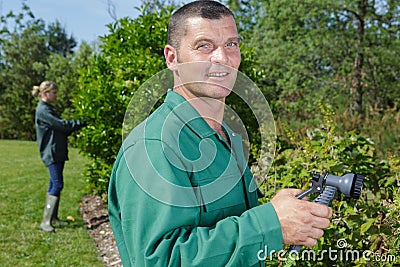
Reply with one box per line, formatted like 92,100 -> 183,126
108,90 -> 283,266
35,100 -> 83,166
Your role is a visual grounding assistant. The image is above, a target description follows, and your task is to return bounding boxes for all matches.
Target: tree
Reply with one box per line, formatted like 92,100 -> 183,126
331,0 -> 400,116
0,7 -> 49,139
46,42 -> 93,119
248,0 -> 400,121
0,2 -> 81,139
46,20 -> 77,56
73,6 -> 173,196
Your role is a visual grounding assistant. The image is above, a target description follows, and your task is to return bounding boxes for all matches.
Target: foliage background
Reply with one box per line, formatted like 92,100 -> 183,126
0,1 -> 399,266
0,3 -> 92,140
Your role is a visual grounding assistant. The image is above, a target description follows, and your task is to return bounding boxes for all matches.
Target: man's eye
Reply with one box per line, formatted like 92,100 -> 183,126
226,42 -> 238,48
197,43 -> 213,51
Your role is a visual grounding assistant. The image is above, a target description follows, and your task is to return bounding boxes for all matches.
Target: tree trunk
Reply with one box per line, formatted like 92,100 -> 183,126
351,0 -> 367,118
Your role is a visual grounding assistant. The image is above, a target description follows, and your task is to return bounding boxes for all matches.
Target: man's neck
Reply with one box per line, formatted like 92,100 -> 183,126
173,87 -> 229,141
205,118 -> 229,142
192,99 -> 228,142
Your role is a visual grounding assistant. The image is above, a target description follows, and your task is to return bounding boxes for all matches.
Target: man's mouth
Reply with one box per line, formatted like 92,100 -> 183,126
207,72 -> 229,78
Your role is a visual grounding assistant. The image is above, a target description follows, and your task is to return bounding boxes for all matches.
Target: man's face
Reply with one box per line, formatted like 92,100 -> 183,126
167,15 -> 241,101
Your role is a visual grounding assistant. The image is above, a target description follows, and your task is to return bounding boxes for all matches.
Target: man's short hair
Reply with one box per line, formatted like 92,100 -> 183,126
167,0 -> 235,49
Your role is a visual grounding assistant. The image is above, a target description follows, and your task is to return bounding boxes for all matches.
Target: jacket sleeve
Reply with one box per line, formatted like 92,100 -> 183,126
108,140 -> 283,267
38,105 -> 84,134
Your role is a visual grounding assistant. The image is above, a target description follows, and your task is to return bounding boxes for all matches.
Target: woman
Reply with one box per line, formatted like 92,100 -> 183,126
32,81 -> 85,232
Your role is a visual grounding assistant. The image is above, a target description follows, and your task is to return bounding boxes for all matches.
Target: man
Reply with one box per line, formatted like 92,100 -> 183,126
108,1 -> 332,266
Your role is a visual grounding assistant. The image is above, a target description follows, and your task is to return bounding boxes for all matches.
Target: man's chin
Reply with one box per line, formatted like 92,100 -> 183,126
198,84 -> 232,99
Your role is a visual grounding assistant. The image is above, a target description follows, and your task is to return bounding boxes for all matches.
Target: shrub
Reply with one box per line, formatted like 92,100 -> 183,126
73,7 -> 173,198
253,103 -> 400,266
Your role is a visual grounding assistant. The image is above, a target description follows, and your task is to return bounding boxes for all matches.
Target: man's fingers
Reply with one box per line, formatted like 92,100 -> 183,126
310,228 -> 325,240
312,217 -> 331,229
303,237 -> 318,247
284,188 -> 304,197
309,202 -> 333,218
303,228 -> 325,247
271,189 -> 333,246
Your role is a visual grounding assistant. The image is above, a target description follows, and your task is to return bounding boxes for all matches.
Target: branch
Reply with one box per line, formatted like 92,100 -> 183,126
106,0 -> 117,21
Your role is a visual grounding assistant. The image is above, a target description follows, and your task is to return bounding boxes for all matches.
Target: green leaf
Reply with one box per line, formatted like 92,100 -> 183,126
344,205 -> 357,215
360,218 -> 375,233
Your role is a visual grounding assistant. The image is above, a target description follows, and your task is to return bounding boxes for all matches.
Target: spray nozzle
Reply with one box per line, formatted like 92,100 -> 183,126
296,172 -> 364,201
324,173 -> 364,199
287,172 -> 365,257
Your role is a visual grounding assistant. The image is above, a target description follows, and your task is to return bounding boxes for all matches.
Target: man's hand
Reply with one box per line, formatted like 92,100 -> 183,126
271,188 -> 333,247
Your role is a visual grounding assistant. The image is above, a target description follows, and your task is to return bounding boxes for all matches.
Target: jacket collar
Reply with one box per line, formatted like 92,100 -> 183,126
164,90 -> 216,139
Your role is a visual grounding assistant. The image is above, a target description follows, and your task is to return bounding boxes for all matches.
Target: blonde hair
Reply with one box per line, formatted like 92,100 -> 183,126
32,81 -> 58,97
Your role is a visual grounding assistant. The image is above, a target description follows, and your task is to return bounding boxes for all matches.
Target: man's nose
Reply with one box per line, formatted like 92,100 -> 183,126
210,46 -> 228,64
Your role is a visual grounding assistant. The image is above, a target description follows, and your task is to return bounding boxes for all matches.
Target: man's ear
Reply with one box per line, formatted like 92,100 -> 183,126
164,45 -> 178,71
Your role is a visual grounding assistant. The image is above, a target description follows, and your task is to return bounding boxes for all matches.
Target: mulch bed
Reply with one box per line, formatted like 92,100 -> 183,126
80,195 -> 122,267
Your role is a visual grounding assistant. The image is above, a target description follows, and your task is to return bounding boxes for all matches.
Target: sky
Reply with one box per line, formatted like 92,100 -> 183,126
0,0 -> 155,44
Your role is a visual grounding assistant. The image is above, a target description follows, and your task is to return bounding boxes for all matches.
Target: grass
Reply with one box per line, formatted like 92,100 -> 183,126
0,140 -> 103,267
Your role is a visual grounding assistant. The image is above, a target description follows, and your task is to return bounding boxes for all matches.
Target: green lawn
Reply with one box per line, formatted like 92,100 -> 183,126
0,140 -> 103,266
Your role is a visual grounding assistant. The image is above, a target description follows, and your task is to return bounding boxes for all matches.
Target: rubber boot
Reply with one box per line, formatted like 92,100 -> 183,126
51,194 -> 61,225
40,194 -> 59,232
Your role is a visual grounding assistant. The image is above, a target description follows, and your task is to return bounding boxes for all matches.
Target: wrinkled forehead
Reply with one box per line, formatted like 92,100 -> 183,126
180,15 -> 238,42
